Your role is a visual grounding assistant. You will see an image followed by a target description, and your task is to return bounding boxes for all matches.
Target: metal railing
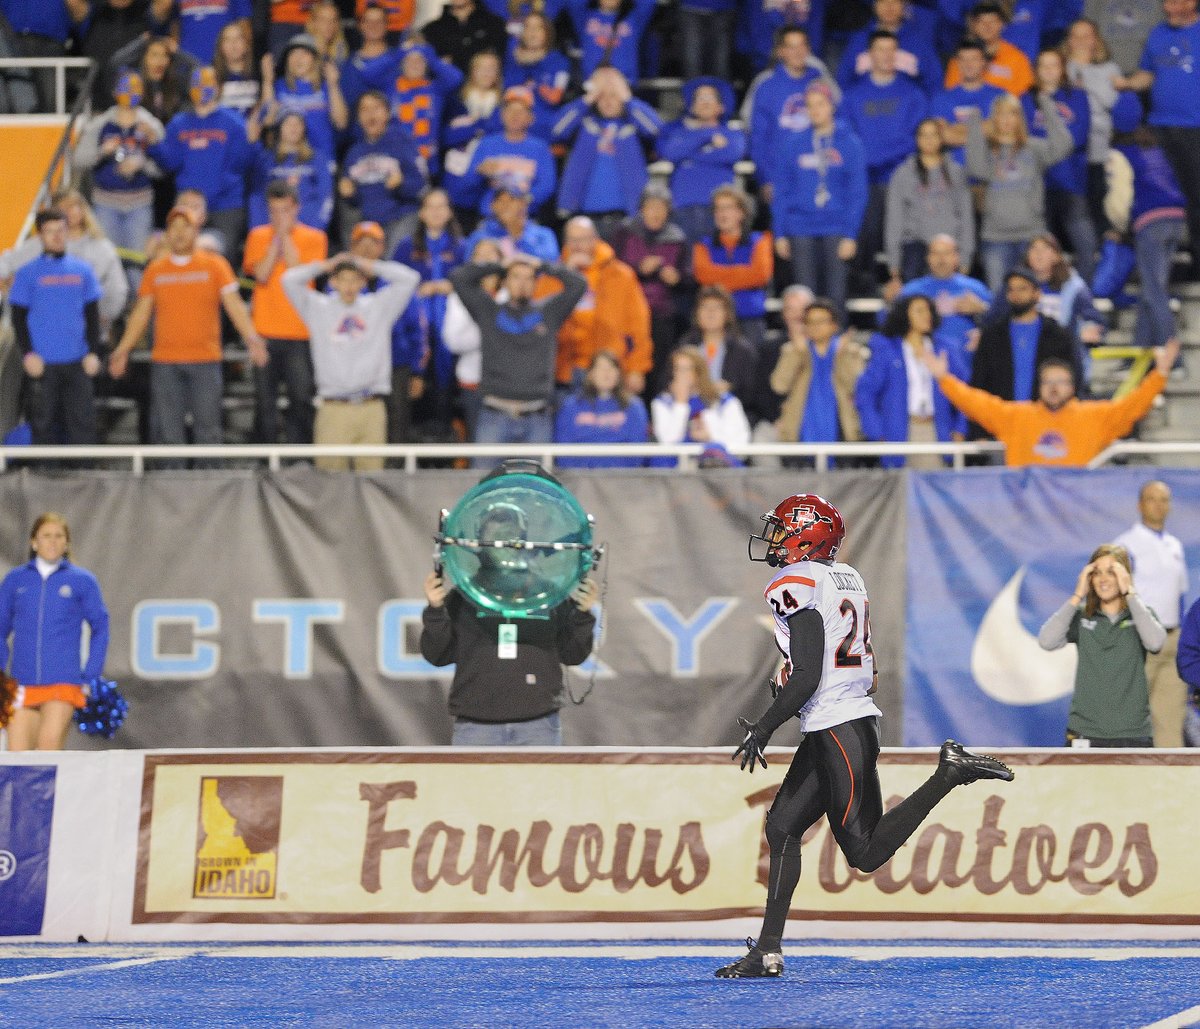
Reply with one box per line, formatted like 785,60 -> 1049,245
1088,441 -> 1200,468
0,441 -> 1009,475
0,56 -> 92,117
4,58 -> 96,248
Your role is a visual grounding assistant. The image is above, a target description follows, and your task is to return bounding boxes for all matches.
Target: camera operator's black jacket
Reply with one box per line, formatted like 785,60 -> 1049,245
420,590 -> 596,723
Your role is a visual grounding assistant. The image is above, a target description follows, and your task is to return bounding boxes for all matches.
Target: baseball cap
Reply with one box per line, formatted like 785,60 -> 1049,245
493,176 -> 531,201
1005,265 -> 1040,288
282,33 -> 320,59
351,221 -> 386,242
502,85 -> 534,109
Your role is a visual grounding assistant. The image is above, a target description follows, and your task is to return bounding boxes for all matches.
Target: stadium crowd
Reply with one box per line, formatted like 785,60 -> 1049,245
0,0 -> 1197,465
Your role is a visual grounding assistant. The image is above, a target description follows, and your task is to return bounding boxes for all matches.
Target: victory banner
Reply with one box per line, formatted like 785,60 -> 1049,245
133,751 -> 1200,926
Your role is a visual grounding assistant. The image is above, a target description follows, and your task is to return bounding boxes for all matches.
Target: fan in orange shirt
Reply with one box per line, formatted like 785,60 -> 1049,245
109,207 -> 266,447
943,1 -> 1034,96
920,339 -> 1181,467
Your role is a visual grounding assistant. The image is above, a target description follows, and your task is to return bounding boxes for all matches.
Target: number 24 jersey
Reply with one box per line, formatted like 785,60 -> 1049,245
764,560 -> 882,733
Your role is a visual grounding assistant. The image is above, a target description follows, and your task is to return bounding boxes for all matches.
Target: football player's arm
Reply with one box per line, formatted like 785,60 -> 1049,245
735,609 -> 823,770
752,609 -> 825,737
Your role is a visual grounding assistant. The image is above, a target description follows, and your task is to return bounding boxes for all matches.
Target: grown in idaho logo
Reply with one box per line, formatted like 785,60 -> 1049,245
192,776 -> 283,900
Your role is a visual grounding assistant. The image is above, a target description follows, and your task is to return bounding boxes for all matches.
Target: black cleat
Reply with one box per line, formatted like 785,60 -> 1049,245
939,739 -> 1015,785
714,938 -> 784,979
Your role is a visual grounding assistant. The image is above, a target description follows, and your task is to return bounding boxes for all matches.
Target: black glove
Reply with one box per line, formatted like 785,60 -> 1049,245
733,716 -> 770,772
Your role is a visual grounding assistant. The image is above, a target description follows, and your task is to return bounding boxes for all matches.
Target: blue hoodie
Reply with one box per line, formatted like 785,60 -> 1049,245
340,128 -> 427,226
463,131 -> 558,214
554,97 -> 663,216
843,74 -> 928,184
248,147 -> 334,230
836,8 -> 942,96
747,63 -> 830,186
554,392 -> 649,466
1022,86 -> 1090,195
150,106 -> 250,212
736,0 -> 826,69
657,77 -> 746,209
566,0 -> 657,82
771,120 -> 868,239
0,560 -> 109,686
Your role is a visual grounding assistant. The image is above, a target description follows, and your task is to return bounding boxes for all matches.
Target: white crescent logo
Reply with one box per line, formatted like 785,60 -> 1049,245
971,566 -> 1076,705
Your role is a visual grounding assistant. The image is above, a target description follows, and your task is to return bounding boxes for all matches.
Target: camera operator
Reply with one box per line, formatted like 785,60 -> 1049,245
420,501 -> 599,746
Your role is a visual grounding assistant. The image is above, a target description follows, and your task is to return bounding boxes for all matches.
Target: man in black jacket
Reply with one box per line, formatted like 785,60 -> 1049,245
420,500 -> 598,746
420,0 -> 507,75
967,266 -> 1077,441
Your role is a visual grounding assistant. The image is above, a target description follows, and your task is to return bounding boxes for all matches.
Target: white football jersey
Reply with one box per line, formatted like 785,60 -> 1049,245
764,559 -> 882,732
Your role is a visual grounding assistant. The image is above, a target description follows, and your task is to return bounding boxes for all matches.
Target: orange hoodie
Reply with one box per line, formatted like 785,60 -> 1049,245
552,241 -> 652,385
938,369 -> 1166,466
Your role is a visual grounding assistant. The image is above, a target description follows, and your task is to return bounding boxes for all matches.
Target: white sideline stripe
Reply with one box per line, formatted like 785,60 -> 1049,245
0,955 -> 187,987
3,944 -> 1200,963
1140,1004 -> 1200,1029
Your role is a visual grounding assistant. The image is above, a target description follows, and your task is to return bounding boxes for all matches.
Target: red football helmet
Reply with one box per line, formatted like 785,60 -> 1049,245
748,493 -> 845,567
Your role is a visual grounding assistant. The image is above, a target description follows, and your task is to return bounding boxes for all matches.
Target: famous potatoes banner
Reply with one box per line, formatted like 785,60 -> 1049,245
132,751 -> 1200,927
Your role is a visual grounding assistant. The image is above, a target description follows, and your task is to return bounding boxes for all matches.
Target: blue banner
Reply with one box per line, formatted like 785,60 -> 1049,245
0,765 -> 57,936
904,467 -> 1200,746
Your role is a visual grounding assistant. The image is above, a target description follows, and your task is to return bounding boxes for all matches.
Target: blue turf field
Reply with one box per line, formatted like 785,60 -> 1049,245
2,940 -> 1200,1028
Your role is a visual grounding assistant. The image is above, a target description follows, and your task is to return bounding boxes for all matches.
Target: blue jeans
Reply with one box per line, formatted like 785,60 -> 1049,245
678,7 -> 734,81
789,235 -> 847,314
150,362 -> 223,446
93,202 -> 153,254
253,338 -> 314,444
451,711 -> 562,746
1047,189 -> 1098,285
1134,217 -> 1185,349
980,240 -> 1028,293
473,403 -> 553,468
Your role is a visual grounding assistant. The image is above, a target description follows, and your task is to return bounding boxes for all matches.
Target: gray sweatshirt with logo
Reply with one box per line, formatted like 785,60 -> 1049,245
966,94 -> 1074,244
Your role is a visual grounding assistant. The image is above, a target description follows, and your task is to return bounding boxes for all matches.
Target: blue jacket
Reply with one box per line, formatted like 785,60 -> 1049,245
771,120 -> 868,239
394,231 -> 465,386
149,107 -> 250,212
747,63 -> 828,186
0,560 -> 109,686
554,393 -> 649,467
463,131 -> 558,214
273,79 -> 340,159
464,217 -> 560,262
1178,596 -> 1200,689
1119,143 -> 1188,231
340,128 -> 427,226
391,298 -> 429,375
566,0 -> 657,81
553,97 -> 663,216
657,117 -> 746,210
930,83 -> 1006,165
503,50 -> 571,139
9,253 -> 102,364
1022,87 -> 1090,195
339,49 -> 405,112
836,9 -> 942,96
855,331 -> 967,467
843,75 -> 928,183
737,0 -> 826,69
248,148 -> 334,230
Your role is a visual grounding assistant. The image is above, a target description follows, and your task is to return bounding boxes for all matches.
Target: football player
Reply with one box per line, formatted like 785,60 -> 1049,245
716,493 -> 1014,979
